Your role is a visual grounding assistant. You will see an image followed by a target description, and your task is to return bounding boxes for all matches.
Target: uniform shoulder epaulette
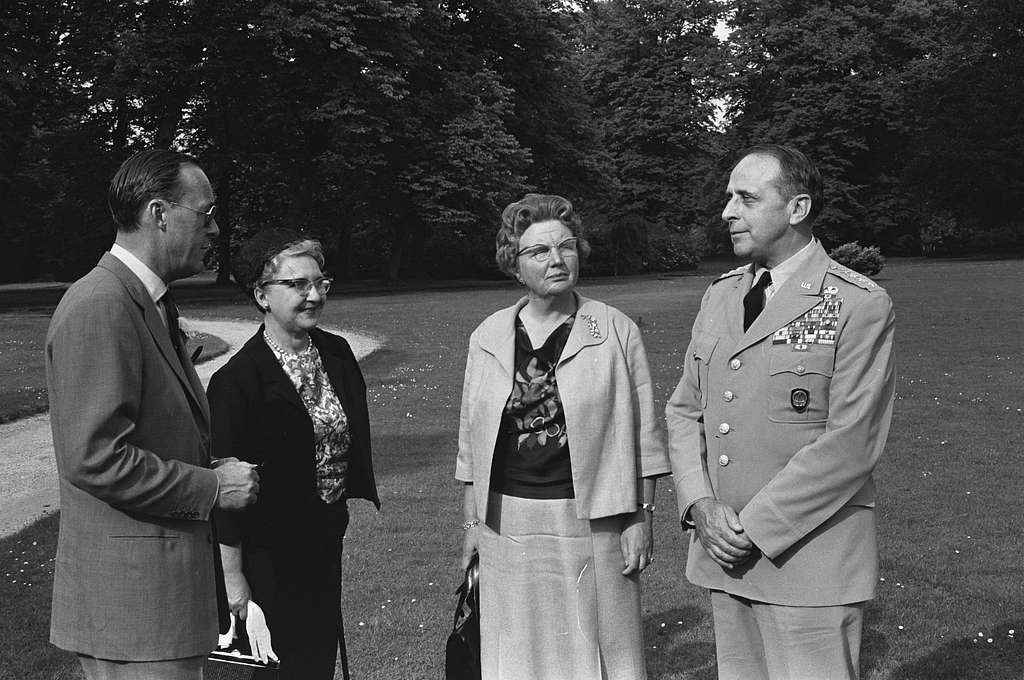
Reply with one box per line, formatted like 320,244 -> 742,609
714,264 -> 749,283
825,261 -> 881,291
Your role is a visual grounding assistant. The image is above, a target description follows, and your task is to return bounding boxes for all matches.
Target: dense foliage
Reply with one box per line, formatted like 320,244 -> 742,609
828,242 -> 885,276
2,0 -> 1021,283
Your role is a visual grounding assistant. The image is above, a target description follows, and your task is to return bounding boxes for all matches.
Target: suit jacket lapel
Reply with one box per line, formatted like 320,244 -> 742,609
476,300 -> 521,380
558,295 -> 607,364
731,244 -> 832,356
248,327 -> 309,416
99,253 -> 209,426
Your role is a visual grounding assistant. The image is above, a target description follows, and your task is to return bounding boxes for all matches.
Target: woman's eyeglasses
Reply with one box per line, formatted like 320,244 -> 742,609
516,237 -> 580,262
259,278 -> 333,295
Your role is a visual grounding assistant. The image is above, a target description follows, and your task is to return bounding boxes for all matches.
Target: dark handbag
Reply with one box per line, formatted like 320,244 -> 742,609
445,553 -> 481,680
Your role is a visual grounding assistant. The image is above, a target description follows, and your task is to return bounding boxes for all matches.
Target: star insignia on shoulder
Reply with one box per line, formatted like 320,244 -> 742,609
827,261 -> 880,291
715,264 -> 749,282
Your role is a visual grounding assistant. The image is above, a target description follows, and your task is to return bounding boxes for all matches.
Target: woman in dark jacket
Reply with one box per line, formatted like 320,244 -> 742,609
208,228 -> 379,679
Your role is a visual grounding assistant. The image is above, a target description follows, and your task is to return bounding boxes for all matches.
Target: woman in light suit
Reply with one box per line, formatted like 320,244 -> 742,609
456,194 -> 671,680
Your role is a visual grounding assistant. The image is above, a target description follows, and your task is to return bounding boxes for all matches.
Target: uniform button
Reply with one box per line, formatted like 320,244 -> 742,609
723,390 -> 734,402
718,454 -> 730,467
730,358 -> 742,370
718,423 -> 731,434
795,365 -> 806,374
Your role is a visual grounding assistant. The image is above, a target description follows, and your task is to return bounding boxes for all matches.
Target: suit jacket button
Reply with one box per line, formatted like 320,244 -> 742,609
723,390 -> 734,402
718,423 -> 731,434
718,454 -> 730,466
729,359 -> 742,370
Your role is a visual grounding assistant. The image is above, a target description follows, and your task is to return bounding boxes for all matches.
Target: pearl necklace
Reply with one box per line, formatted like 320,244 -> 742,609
263,330 -> 313,356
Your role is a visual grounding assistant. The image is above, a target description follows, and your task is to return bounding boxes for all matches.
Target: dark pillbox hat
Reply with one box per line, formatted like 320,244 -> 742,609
231,228 -> 304,292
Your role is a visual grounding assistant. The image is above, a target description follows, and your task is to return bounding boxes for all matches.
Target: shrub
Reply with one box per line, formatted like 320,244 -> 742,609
890,233 -> 920,256
829,241 -> 885,276
647,234 -> 700,272
919,212 -> 971,257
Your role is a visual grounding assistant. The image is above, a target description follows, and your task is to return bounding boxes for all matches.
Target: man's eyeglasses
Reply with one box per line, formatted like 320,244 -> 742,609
166,200 -> 217,224
259,277 -> 334,296
516,237 -> 580,262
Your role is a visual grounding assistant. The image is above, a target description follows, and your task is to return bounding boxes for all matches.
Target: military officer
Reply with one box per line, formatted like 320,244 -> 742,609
666,144 -> 896,680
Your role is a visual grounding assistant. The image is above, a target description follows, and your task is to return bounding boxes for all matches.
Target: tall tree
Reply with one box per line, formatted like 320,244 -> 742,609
721,0 -> 950,251
903,0 -> 1024,252
576,0 -> 729,269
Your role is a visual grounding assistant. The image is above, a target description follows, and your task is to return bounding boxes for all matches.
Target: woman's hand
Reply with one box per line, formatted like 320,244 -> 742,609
620,509 -> 654,576
224,569 -> 252,621
461,524 -> 481,570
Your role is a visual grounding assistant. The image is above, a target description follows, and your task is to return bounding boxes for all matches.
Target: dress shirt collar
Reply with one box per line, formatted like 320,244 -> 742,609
754,237 -> 817,301
110,243 -> 168,304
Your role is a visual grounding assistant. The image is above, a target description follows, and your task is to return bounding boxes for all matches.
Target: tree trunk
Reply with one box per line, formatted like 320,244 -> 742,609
215,166 -> 234,285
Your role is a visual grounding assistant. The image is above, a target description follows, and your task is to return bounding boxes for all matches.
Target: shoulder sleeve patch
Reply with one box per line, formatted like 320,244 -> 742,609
826,261 -> 881,291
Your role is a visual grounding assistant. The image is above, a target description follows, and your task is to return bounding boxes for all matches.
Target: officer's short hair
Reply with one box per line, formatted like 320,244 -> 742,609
740,144 -> 824,223
109,149 -> 201,232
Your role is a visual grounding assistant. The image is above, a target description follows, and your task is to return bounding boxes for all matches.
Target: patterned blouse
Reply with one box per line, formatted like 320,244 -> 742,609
264,332 -> 351,504
489,314 -> 576,499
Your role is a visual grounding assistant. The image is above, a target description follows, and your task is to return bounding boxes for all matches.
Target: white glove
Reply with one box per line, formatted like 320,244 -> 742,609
217,615 -> 237,650
244,600 -> 279,664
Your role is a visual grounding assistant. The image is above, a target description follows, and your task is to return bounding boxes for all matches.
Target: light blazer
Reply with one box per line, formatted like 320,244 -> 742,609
45,252 -> 220,660
666,242 -> 896,606
456,294 -> 670,521
207,326 -> 380,549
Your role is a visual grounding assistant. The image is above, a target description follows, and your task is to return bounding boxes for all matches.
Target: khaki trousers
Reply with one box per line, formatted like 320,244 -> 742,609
78,654 -> 205,680
710,590 -> 864,680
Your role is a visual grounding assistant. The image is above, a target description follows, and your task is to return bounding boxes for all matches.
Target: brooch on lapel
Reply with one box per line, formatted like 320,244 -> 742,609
580,314 -> 601,339
772,286 -> 842,351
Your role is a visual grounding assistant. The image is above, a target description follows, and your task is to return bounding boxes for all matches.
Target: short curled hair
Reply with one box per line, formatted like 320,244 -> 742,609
495,193 -> 591,277
740,144 -> 824,223
108,149 -> 200,232
231,228 -> 325,312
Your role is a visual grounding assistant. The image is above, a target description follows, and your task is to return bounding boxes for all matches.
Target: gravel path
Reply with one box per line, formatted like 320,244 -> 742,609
0,319 -> 380,538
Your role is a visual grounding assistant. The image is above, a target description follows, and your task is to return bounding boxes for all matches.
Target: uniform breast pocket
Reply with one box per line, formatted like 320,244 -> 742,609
691,333 -> 719,408
767,351 -> 834,423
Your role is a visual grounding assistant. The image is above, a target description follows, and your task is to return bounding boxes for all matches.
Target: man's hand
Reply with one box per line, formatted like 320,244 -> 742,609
213,458 -> 260,510
689,497 -> 756,569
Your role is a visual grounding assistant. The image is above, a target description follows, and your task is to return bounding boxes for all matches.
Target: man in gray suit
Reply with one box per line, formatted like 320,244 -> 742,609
46,149 -> 260,679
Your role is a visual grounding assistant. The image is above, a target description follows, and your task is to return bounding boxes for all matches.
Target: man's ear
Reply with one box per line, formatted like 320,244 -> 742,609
143,199 -> 168,232
788,194 -> 812,225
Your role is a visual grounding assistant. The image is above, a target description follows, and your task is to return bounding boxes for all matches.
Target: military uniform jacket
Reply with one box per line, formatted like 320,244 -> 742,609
666,241 -> 895,606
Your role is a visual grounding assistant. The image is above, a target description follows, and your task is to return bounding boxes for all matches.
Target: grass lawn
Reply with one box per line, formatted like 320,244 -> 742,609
0,321 -> 228,424
1,258 -> 1022,679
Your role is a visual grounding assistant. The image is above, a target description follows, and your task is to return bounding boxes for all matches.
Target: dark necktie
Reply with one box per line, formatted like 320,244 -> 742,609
743,271 -> 772,331
163,289 -> 184,357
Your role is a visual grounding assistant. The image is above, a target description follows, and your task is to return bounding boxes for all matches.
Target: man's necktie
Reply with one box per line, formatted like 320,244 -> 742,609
163,289 -> 184,357
743,271 -> 772,331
